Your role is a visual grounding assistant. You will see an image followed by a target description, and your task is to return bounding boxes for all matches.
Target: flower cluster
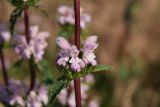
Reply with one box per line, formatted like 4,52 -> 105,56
14,26 -> 50,62
0,80 -> 49,107
58,74 -> 99,107
10,86 -> 48,107
58,5 -> 91,29
56,36 -> 98,72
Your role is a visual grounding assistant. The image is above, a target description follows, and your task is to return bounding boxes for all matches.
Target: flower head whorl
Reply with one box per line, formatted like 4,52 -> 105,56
56,36 -> 98,72
14,26 -> 50,62
57,5 -> 91,29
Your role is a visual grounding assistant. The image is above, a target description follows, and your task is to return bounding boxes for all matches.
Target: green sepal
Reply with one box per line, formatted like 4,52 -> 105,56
58,65 -> 112,80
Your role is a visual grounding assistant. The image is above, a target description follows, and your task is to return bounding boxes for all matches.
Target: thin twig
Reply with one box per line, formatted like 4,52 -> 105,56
24,8 -> 36,93
0,49 -> 9,86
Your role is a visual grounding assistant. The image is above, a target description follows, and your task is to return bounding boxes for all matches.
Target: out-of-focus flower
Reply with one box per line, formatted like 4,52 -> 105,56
57,89 -> 68,106
0,31 -> 11,42
0,80 -> 49,107
10,95 -> 25,107
26,85 -> 49,107
0,24 -> 11,45
14,26 -> 50,62
88,100 -> 99,107
57,5 -> 91,29
0,80 -> 27,106
56,36 -> 98,71
37,85 -> 48,105
58,75 -> 96,107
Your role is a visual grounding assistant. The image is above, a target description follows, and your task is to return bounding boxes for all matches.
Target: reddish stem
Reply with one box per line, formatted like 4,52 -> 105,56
74,0 -> 81,107
24,8 -> 36,93
0,49 -> 9,86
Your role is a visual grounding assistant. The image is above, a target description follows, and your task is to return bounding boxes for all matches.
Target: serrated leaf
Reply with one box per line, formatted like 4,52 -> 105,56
9,8 -> 23,35
48,76 -> 70,106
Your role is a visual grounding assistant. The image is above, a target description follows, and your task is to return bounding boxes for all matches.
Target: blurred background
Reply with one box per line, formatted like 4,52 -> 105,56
0,0 -> 160,107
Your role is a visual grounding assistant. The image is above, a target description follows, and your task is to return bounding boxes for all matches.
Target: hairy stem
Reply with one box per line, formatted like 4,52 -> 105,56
0,49 -> 9,86
74,0 -> 81,107
24,8 -> 36,93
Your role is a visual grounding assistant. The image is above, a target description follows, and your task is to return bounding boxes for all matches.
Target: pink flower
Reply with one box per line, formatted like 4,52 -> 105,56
82,36 -> 98,66
56,36 -> 98,71
14,35 -> 32,59
14,26 -> 50,62
57,89 -> 68,105
88,100 -> 99,107
0,31 -> 11,42
10,95 -> 25,106
56,37 -> 71,66
56,37 -> 71,50
37,85 -> 48,105
69,46 -> 85,72
57,5 -> 91,29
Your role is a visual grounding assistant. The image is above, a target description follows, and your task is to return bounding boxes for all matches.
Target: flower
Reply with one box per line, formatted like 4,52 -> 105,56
82,36 -> 98,66
57,89 -> 68,105
56,36 -> 98,71
0,31 -> 11,42
69,46 -> 85,72
14,26 -> 50,62
56,37 -> 71,66
88,100 -> 99,107
10,95 -> 25,107
57,5 -> 91,29
37,85 -> 48,105
0,80 -> 49,107
0,24 -> 11,46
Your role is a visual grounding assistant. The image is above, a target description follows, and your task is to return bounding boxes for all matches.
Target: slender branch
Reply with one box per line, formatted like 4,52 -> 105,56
0,49 -> 9,86
74,0 -> 81,107
24,8 -> 36,93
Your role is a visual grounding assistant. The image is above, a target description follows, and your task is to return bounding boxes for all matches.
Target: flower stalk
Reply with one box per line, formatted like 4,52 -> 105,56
24,8 -> 36,93
0,49 -> 9,86
74,0 -> 81,107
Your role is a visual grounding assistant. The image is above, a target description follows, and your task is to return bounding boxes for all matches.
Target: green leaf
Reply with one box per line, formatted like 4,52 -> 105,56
93,65 -> 112,72
8,0 -> 40,8
48,76 -> 70,106
9,7 -> 23,35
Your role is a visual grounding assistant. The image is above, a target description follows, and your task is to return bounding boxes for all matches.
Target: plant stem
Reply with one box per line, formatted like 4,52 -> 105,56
0,49 -> 9,86
74,0 -> 81,107
24,8 -> 36,93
